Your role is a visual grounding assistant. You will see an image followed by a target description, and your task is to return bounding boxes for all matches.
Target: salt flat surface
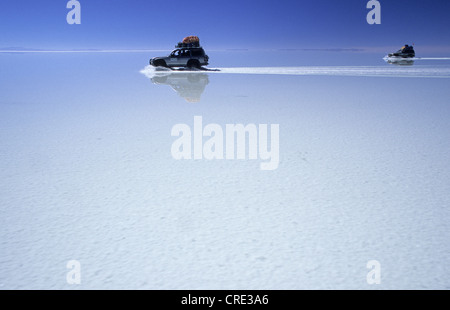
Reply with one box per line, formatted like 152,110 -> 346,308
1,52 -> 450,289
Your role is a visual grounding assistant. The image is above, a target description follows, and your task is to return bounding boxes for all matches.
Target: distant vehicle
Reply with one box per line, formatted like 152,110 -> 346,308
387,44 -> 415,58
149,36 -> 209,69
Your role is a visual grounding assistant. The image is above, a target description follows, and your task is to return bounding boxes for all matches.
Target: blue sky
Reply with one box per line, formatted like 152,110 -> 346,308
0,0 -> 449,50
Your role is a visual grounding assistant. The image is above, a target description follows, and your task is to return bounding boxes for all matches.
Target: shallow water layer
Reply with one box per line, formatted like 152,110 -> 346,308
1,51 -> 450,289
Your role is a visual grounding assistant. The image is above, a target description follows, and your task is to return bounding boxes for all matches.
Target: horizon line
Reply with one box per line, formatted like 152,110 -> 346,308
2,46 -> 450,54
0,47 -> 365,53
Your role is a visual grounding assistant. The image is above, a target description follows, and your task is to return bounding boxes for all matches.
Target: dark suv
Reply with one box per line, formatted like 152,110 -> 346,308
150,46 -> 209,69
388,44 -> 415,58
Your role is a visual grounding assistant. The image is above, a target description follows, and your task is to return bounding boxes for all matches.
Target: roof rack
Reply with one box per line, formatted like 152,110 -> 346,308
175,42 -> 201,48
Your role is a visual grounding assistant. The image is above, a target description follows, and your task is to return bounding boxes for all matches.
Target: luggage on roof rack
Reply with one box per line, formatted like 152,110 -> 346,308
176,36 -> 201,48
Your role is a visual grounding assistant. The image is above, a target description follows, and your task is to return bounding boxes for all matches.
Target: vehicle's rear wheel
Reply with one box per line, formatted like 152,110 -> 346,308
187,59 -> 200,69
153,60 -> 167,67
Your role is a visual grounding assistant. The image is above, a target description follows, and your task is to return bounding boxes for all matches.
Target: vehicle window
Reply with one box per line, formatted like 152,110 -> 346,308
191,49 -> 204,57
171,49 -> 181,57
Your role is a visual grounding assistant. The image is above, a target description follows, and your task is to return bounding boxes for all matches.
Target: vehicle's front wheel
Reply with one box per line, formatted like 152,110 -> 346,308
187,59 -> 201,69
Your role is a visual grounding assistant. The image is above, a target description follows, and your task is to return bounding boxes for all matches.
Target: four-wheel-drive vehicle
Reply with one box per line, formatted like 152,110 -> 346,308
149,36 -> 209,69
388,44 -> 415,58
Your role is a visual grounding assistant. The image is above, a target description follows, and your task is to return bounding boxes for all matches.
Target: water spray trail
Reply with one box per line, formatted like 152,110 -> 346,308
141,65 -> 450,78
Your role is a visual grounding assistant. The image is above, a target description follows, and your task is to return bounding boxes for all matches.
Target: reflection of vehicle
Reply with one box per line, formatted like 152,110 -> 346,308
149,36 -> 209,69
387,44 -> 415,58
384,58 -> 415,66
150,72 -> 209,103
